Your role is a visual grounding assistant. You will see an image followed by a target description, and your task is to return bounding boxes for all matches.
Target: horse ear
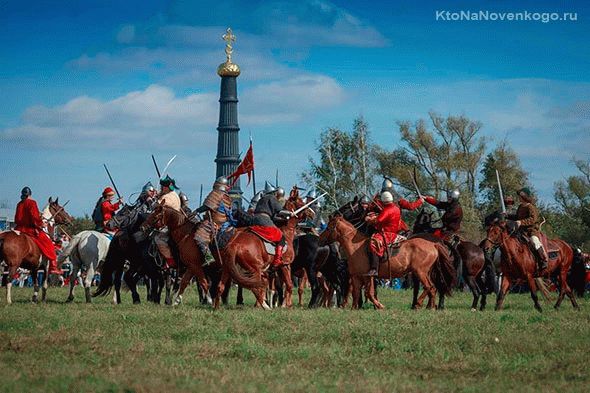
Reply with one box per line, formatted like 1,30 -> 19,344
55,197 -> 59,205
48,197 -> 53,204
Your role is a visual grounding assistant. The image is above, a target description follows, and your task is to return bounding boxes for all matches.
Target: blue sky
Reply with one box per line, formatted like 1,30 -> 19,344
0,0 -> 589,215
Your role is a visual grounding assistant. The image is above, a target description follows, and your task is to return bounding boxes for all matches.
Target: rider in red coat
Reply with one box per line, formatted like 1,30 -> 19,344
14,187 -> 60,274
100,187 -> 122,233
365,191 -> 402,276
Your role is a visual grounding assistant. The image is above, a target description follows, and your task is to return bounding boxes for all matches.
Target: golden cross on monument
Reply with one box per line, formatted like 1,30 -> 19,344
222,28 -> 236,63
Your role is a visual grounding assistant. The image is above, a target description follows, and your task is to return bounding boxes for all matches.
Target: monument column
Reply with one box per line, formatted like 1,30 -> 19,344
215,28 -> 242,199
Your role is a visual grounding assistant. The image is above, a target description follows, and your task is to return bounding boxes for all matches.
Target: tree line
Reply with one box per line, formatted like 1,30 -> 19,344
302,114 -> 590,249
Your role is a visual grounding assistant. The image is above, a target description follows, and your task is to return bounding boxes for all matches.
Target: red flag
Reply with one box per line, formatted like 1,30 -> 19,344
228,142 -> 254,187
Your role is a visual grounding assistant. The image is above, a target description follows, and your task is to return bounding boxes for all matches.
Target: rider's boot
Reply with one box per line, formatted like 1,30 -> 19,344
536,246 -> 549,274
48,259 -> 62,275
366,252 -> 379,277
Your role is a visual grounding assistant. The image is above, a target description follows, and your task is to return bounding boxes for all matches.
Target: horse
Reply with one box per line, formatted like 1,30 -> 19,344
93,203 -> 172,304
319,214 -> 456,309
0,198 -> 72,304
57,230 -> 111,303
140,204 -> 210,307
212,191 -> 305,309
412,208 -> 494,311
484,214 -> 579,312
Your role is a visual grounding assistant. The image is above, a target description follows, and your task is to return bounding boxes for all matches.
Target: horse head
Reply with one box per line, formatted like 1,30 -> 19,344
48,197 -> 73,226
319,214 -> 352,246
141,203 -> 166,232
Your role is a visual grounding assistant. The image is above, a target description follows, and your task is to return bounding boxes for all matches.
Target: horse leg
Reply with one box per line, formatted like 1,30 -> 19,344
6,265 -> 17,305
236,285 -> 244,306
364,278 -> 384,310
280,265 -> 293,308
214,270 -> 230,309
41,263 -> 49,303
164,271 -> 173,306
411,274 -> 420,309
526,275 -> 543,313
556,267 -> 579,310
125,272 -> 141,304
495,274 -> 511,311
438,291 -> 445,311
414,271 -> 436,310
174,270 -> 192,306
351,275 -> 362,310
84,264 -> 94,304
113,270 -> 122,304
465,275 -> 481,311
66,263 -> 78,303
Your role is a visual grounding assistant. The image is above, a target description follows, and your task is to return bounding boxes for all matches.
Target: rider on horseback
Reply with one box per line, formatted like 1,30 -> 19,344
154,175 -> 181,270
424,189 -> 463,243
507,187 -> 548,273
194,176 -> 234,257
252,181 -> 288,268
137,182 -> 157,212
299,189 -> 323,234
14,187 -> 60,274
364,191 -> 403,276
93,187 -> 123,233
380,177 -> 423,233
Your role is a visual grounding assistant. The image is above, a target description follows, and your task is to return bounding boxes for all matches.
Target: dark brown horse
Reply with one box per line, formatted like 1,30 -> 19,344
319,215 -> 456,309
212,190 -> 305,309
140,204 -> 211,306
485,216 -> 579,312
0,198 -> 72,304
412,209 -> 493,310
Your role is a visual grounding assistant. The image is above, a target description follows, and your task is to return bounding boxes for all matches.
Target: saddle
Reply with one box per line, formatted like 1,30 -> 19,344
247,227 -> 287,256
516,232 -> 559,259
379,236 -> 405,262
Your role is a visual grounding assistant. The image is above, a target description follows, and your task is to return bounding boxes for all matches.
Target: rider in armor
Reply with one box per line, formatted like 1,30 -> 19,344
424,189 -> 463,242
300,189 -> 322,233
154,175 -> 181,270
276,187 -> 286,207
14,187 -> 61,274
137,182 -> 157,211
194,177 -> 234,257
507,187 -> 548,273
380,177 -> 423,232
179,192 -> 192,216
252,182 -> 288,267
364,191 -> 403,276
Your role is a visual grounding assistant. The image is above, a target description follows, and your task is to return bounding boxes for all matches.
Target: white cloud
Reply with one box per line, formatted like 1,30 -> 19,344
0,76 -> 346,148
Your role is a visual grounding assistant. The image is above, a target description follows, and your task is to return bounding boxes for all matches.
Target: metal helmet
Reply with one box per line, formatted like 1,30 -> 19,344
380,191 -> 394,204
360,195 -> 371,204
381,177 -> 394,191
264,181 -> 276,194
141,182 -> 155,194
306,189 -> 317,199
448,189 -> 460,201
179,192 -> 189,203
21,186 -> 32,199
214,176 -> 228,191
276,187 -> 285,198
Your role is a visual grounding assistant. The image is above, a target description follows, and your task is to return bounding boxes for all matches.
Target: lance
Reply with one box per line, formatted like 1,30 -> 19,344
199,184 -> 203,206
151,155 -> 161,178
495,169 -> 506,213
275,169 -> 279,189
408,169 -> 423,199
160,155 -> 177,179
292,192 -> 327,216
103,164 -> 122,200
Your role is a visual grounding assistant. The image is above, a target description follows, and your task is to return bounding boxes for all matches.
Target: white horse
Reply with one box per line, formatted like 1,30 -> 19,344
58,230 -> 111,303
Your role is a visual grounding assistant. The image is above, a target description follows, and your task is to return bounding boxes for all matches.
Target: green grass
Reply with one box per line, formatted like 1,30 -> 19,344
0,286 -> 588,392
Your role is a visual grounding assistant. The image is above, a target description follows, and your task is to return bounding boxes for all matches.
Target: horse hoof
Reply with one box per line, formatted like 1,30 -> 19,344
133,300 -> 141,305
471,308 -> 477,312
32,296 -> 38,304
66,296 -> 74,303
535,306 -> 543,313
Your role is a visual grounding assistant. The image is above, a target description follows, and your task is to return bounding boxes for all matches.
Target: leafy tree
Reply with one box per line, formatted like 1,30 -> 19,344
66,215 -> 95,236
479,140 -> 531,213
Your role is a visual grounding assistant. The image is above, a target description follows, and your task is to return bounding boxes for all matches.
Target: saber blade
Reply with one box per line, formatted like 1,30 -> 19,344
495,169 -> 506,213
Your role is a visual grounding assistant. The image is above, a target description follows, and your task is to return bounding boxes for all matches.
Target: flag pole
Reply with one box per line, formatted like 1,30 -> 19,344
250,132 -> 257,195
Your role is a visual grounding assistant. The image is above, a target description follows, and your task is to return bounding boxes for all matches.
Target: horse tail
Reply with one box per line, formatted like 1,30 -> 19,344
430,242 -> 457,296
92,238 -> 117,297
224,233 -> 267,289
535,278 -> 552,302
58,231 -> 82,263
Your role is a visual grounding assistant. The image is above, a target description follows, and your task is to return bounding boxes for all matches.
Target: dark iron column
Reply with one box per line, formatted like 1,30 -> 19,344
215,28 -> 242,198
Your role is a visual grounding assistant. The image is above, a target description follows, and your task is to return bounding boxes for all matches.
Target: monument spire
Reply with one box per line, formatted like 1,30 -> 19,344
215,27 -> 242,201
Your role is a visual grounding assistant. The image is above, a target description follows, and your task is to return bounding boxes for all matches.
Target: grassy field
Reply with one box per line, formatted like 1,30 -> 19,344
0,286 -> 588,393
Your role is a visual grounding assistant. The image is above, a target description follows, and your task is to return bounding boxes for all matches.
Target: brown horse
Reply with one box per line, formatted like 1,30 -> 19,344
213,190 -> 305,309
485,217 -> 579,312
141,204 -> 211,306
0,198 -> 72,304
319,215 -> 456,309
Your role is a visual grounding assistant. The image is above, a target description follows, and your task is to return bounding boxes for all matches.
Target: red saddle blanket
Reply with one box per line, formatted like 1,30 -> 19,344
248,226 -> 283,243
16,230 -> 56,260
